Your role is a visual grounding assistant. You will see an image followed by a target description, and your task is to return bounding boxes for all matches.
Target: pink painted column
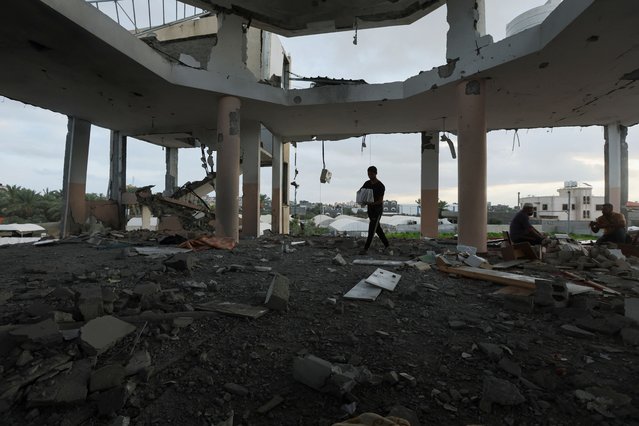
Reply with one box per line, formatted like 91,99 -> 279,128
420,131 -> 439,238
61,117 -> 91,237
457,79 -> 487,252
216,96 -> 241,241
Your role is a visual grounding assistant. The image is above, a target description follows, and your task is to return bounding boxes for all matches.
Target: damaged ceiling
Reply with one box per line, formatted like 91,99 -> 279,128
180,0 -> 447,36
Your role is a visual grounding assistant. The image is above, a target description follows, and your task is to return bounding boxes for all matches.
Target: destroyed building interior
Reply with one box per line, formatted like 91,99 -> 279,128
1,0 -> 639,425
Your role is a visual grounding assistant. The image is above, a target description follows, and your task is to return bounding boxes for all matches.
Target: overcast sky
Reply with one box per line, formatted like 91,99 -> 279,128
0,0 -> 636,207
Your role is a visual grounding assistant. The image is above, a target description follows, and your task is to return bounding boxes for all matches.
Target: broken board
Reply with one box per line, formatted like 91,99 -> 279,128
196,301 -> 268,319
343,279 -> 383,301
492,286 -> 534,296
352,259 -> 405,267
134,246 -> 192,256
491,259 -> 530,270
365,268 -> 401,292
437,262 -> 538,289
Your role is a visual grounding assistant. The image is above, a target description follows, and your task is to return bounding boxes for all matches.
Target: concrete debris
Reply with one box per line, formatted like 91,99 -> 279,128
26,359 -> 92,406
10,318 -> 62,345
256,395 -> 284,414
625,298 -> 639,323
80,316 -> 136,355
125,350 -> 152,376
163,253 -> 196,272
560,324 -> 595,339
90,364 -> 126,392
620,328 -> 639,345
479,376 -> 525,413
264,274 -> 290,311
75,286 -> 104,321
223,383 -> 249,396
333,253 -> 347,266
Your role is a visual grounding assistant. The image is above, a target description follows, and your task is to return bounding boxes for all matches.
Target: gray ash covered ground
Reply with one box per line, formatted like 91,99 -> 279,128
0,233 -> 638,426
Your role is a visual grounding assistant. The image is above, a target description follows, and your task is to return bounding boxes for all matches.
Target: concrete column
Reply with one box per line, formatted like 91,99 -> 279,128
420,132 -> 439,238
164,147 -> 179,196
61,117 -> 91,237
281,142 -> 291,235
215,96 -> 241,241
457,79 -> 487,252
604,124 -> 623,211
446,0 -> 491,62
108,131 -> 127,229
271,135 -> 282,234
207,13 -> 251,79
241,121 -> 261,238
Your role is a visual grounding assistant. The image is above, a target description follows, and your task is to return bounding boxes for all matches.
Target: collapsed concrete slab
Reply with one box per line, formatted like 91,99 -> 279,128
10,318 -> 62,345
80,316 -> 136,355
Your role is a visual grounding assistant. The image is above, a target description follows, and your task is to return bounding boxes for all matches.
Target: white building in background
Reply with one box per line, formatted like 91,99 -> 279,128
520,181 -> 604,221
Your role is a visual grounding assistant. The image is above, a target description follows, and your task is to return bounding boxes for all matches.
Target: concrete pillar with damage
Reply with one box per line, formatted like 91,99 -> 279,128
420,131 -> 439,238
61,117 -> 91,237
604,124 -> 626,212
241,121 -> 261,238
207,13 -> 253,80
108,130 -> 127,229
446,0 -> 492,62
281,142 -> 291,234
457,79 -> 487,253
164,147 -> 178,196
216,96 -> 241,241
271,135 -> 283,234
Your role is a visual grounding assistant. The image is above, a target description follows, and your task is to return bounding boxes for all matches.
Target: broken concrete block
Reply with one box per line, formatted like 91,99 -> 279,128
625,298 -> 639,324
16,350 -> 34,367
110,416 -> 131,426
257,395 -> 284,414
223,383 -> 249,396
620,328 -> 639,345
265,274 -> 290,311
75,286 -> 104,321
26,359 -> 91,406
333,254 -> 347,266
479,376 -> 525,413
560,324 -> 595,339
26,301 -> 54,318
10,318 -> 62,345
388,405 -> 421,426
125,350 -> 152,376
97,384 -> 131,416
52,311 -> 74,323
163,253 -> 196,272
90,364 -> 126,392
133,282 -> 160,297
534,280 -> 568,308
504,294 -> 534,313
173,317 -> 194,328
292,355 -> 332,391
478,342 -> 503,361
80,316 -> 136,355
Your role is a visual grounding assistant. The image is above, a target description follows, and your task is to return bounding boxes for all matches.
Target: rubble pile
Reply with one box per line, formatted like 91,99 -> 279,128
0,233 -> 637,425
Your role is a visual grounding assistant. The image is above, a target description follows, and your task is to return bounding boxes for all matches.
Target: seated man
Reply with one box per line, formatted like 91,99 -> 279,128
510,203 -> 545,245
590,203 -> 627,245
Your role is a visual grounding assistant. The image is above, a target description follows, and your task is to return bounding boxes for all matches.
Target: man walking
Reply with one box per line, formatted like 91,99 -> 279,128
359,166 -> 392,255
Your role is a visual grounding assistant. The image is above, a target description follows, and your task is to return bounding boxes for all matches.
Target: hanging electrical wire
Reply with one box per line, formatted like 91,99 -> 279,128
361,134 -> 367,153
511,129 -> 521,151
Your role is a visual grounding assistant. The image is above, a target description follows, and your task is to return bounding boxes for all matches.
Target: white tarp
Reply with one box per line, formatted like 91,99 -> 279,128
0,223 -> 46,234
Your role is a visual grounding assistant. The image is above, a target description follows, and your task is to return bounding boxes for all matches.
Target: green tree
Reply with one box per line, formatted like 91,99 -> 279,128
438,200 -> 449,218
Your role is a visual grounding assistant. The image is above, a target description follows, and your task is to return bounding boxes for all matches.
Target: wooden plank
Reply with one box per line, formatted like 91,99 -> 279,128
352,259 -> 405,267
561,271 -> 620,295
196,301 -> 269,318
437,264 -> 538,289
492,286 -> 534,296
492,259 -> 530,269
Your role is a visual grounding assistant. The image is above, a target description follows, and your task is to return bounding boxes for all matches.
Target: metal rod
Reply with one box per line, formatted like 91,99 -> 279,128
162,0 -> 165,25
132,0 -> 138,33
147,0 -> 151,29
115,0 -> 120,24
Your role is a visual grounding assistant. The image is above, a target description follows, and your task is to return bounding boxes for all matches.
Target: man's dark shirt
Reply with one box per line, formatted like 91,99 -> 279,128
362,180 -> 385,217
509,210 -> 532,241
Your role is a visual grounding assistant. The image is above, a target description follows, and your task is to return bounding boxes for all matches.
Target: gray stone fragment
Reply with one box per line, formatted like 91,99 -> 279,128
163,253 -> 196,272
125,350 -> 152,376
503,294 -> 534,313
173,317 -> 193,328
75,286 -> 104,321
498,357 -> 521,377
109,416 -> 130,426
90,364 -> 126,392
388,405 -> 420,426
265,274 -> 289,311
620,328 -> 639,345
223,383 -> 249,396
16,350 -> 34,367
478,342 -> 503,361
560,324 -> 595,339
133,283 -> 159,297
333,254 -> 347,266
479,376 -> 525,413
534,280 -> 568,308
576,316 -> 623,335
257,395 -> 284,414
292,355 -> 332,391
97,385 -> 129,416
80,316 -> 136,355
585,386 -> 632,407
10,319 -> 62,345
625,298 -> 639,323
26,359 -> 91,406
